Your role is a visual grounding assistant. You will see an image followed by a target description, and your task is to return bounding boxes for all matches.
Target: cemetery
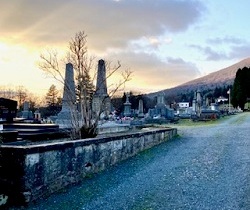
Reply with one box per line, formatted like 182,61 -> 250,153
0,98 -> 62,143
0,58 -> 242,208
0,60 -> 178,208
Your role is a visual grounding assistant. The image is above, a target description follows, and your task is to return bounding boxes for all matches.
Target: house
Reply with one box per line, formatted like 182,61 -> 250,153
217,96 -> 228,103
178,102 -> 189,108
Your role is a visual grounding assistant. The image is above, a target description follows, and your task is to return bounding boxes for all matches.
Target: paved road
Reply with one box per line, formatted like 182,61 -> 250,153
28,113 -> 250,210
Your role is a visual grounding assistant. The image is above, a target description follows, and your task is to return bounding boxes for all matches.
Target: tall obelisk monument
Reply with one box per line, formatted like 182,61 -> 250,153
56,63 -> 77,127
92,59 -> 111,118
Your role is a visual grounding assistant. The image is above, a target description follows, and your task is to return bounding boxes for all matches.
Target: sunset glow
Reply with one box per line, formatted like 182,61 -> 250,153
0,0 -> 250,97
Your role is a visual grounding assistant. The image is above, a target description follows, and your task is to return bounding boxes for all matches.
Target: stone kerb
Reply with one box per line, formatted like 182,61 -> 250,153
0,127 -> 177,207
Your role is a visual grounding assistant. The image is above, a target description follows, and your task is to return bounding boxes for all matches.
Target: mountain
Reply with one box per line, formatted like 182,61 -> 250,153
147,57 -> 250,99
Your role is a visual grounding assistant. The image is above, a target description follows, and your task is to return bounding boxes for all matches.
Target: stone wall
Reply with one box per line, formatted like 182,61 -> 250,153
0,128 -> 177,207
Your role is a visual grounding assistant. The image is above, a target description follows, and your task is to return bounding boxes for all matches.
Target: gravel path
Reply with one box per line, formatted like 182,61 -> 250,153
28,112 -> 250,210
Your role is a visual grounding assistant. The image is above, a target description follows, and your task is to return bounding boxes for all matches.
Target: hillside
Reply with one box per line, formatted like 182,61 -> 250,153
148,57 -> 250,99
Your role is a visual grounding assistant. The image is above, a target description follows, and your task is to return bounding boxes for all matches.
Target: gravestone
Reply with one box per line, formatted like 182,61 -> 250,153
92,59 -> 111,119
56,63 -> 77,128
145,92 -> 174,121
138,99 -> 144,118
155,93 -> 167,117
123,92 -> 131,117
0,98 -> 17,122
95,59 -> 108,96
34,110 -> 41,122
196,89 -> 202,117
157,92 -> 165,105
23,101 -> 29,111
192,91 -> 197,112
20,101 -> 33,119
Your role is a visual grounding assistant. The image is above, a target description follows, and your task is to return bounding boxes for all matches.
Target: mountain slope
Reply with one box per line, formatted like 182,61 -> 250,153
182,57 -> 250,87
148,57 -> 250,98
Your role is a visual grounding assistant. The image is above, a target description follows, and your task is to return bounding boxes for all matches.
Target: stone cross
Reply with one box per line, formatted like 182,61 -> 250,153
125,92 -> 130,103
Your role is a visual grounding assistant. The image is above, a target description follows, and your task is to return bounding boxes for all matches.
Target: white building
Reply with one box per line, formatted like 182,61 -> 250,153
178,102 -> 190,108
217,96 -> 228,103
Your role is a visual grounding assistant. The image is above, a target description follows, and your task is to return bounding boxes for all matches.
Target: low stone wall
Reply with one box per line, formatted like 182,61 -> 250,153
98,123 -> 130,134
0,127 -> 177,207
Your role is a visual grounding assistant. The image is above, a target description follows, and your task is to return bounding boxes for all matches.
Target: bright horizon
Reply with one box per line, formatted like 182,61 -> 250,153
1,0 -> 250,97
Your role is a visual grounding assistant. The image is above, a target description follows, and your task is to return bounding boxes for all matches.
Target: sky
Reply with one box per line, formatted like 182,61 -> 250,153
1,0 -> 250,97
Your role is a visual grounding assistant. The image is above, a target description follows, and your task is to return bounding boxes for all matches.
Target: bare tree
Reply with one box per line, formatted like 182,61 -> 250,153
39,31 -> 132,139
0,86 -> 16,99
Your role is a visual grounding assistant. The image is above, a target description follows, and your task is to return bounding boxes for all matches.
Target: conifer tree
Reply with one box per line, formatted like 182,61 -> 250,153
231,67 -> 250,110
46,84 -> 59,107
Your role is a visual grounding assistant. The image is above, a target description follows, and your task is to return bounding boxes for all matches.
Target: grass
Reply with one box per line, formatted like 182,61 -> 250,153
172,115 -> 232,127
175,119 -> 218,126
228,113 -> 247,125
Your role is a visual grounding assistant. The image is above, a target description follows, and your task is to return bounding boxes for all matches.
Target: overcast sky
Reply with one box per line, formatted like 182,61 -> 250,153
1,0 -> 250,96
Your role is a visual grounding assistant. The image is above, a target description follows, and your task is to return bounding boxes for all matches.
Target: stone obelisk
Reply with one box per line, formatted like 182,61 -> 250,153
62,63 -> 76,110
92,59 -> 111,118
95,59 -> 108,96
138,99 -> 144,118
56,63 -> 77,127
123,92 -> 131,117
196,89 -> 202,117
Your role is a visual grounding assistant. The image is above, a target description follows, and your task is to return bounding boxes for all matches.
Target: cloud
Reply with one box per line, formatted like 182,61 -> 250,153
206,36 -> 245,45
0,0 -> 205,51
128,36 -> 173,52
190,37 -> 250,61
189,44 -> 229,61
105,50 -> 201,92
203,47 -> 228,61
229,45 -> 250,59
0,0 -> 206,94
189,36 -> 249,61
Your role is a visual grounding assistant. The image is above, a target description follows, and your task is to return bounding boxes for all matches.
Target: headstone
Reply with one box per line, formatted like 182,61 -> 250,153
155,93 -> 167,117
0,98 -> 17,122
95,59 -> 108,96
192,91 -> 197,112
138,99 -> 144,118
211,103 -> 219,111
56,63 -> 77,128
34,110 -> 41,122
92,59 -> 111,118
123,92 -> 131,117
202,96 -> 208,109
23,101 -> 29,111
157,92 -> 165,105
196,89 -> 202,117
61,63 -> 76,111
20,101 -> 33,119
148,108 -> 155,118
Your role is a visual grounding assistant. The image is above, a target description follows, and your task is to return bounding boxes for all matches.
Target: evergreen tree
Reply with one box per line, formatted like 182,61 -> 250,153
46,84 -> 59,107
45,84 -> 61,116
231,67 -> 250,110
213,87 -> 222,98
